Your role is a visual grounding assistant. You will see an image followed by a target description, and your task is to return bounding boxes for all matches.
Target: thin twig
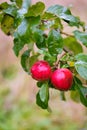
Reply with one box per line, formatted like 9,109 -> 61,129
63,47 -> 74,56
53,51 -> 66,69
61,31 -> 74,37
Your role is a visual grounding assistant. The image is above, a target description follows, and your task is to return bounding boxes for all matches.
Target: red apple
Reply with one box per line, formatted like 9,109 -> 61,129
31,60 -> 52,81
51,68 -> 73,91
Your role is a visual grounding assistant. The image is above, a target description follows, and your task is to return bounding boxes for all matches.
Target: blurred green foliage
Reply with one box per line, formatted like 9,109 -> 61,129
0,86 -> 87,130
1,65 -> 18,80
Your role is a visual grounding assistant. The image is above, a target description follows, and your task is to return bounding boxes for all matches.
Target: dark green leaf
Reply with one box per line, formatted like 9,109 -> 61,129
41,12 -> 63,30
28,16 -> 41,28
73,30 -> 87,47
79,86 -> 87,107
48,80 -> 55,89
13,36 -> 25,56
10,0 -> 15,1
17,16 -> 40,37
16,16 -> 40,39
74,76 -> 82,85
25,2 -> 45,17
75,53 -> 87,62
3,5 -> 18,17
1,14 -> 14,35
0,2 -> 9,12
16,0 -> 23,8
11,0 -> 23,8
47,5 -> 83,28
63,37 -> 83,55
44,51 -> 57,66
36,82 -> 49,109
37,81 -> 44,88
74,76 -> 87,106
13,16 -> 40,56
21,50 -> 31,73
75,61 -> 87,80
13,0 -> 31,29
33,29 -> 46,49
60,14 -> 81,27
42,18 -> 63,30
47,30 -> 63,56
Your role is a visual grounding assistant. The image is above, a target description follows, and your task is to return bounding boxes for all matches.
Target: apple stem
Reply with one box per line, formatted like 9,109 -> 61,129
60,91 -> 66,101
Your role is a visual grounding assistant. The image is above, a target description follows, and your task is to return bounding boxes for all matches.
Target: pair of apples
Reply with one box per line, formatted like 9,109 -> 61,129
31,60 -> 73,91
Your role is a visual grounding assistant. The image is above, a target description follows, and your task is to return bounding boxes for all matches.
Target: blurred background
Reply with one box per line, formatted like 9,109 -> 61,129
0,0 -> 87,130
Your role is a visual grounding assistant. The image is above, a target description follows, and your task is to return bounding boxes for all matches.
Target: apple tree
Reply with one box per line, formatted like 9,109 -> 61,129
0,0 -> 87,110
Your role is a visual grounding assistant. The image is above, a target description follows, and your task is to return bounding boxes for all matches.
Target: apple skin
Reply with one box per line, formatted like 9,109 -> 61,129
31,60 -> 52,81
51,68 -> 73,91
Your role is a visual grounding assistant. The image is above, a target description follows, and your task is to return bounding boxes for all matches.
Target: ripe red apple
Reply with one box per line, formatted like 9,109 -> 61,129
31,60 -> 52,81
51,68 -> 73,91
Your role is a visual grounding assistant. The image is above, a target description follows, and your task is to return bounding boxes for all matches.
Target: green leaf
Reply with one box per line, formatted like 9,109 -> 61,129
63,37 -> 83,55
21,50 -> 31,73
74,76 -> 82,85
47,30 -> 63,56
33,29 -> 46,49
44,51 -> 57,66
39,83 -> 49,102
60,14 -> 82,27
13,16 -> 40,56
1,14 -> 14,35
37,81 -> 44,88
79,86 -> 87,107
0,13 -> 4,23
25,2 -> 45,17
70,90 -> 80,102
75,61 -> 87,80
73,30 -> 87,47
41,12 -> 63,30
13,0 -> 31,29
47,5 -> 83,28
13,36 -> 25,56
74,77 -> 87,107
36,82 -> 49,109
42,12 -> 56,20
0,2 -> 9,12
17,18 -> 29,37
16,16 -> 40,37
3,4 -> 18,17
47,5 -> 71,16
75,53 -> 87,62
16,0 -> 23,8
17,0 -> 31,18
10,0 -> 23,8
42,18 -> 63,30
28,53 -> 39,73
51,17 -> 63,29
